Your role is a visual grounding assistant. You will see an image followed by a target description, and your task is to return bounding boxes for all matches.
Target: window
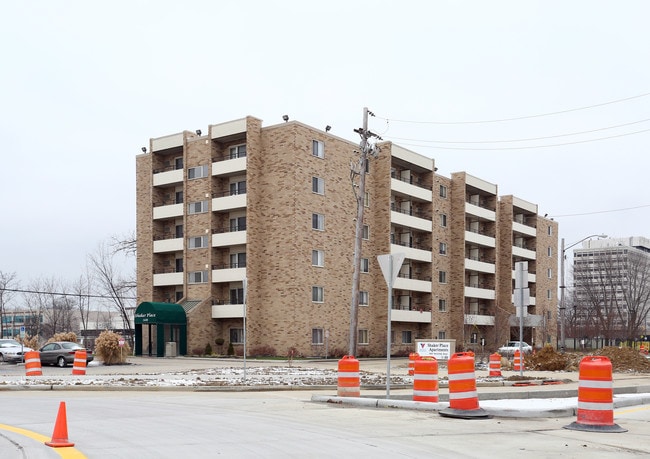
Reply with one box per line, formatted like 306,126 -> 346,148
439,242 -> 447,255
312,176 -> 325,194
188,200 -> 208,214
402,331 -> 412,344
312,249 -> 324,267
438,330 -> 446,339
230,288 -> 244,304
230,216 -> 246,232
188,165 -> 208,179
547,268 -> 553,279
470,333 -> 478,344
175,290 -> 184,302
359,291 -> 369,306
175,258 -> 183,273
547,289 -> 552,299
175,224 -> 184,238
174,157 -> 183,170
188,235 -> 208,249
548,225 -> 553,236
362,224 -> 370,240
312,286 -> 324,303
438,299 -> 447,312
229,144 -> 246,159
230,181 -> 246,195
175,190 -> 183,204
230,328 -> 244,344
439,271 -> 447,283
230,253 -> 246,268
312,140 -> 324,158
358,329 -> 369,345
439,185 -> 447,198
361,258 -> 369,273
547,247 -> 553,257
364,192 -> 370,207
440,214 -> 447,227
312,328 -> 324,345
312,213 -> 325,230
188,271 -> 208,284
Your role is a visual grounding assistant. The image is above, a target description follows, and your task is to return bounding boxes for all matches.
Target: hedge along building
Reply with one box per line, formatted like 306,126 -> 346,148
135,116 -> 558,357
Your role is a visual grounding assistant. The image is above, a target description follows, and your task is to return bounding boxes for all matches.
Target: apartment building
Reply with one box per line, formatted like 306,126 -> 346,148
572,236 -> 650,346
135,116 -> 558,357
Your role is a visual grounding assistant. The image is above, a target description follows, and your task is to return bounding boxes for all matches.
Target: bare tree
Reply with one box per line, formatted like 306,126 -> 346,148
111,230 -> 137,258
71,268 -> 94,339
0,271 -> 18,338
88,242 -> 135,338
617,249 -> 650,339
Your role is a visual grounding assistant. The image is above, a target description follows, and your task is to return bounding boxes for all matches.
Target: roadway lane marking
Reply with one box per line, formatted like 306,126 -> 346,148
0,424 -> 87,459
615,405 -> 650,415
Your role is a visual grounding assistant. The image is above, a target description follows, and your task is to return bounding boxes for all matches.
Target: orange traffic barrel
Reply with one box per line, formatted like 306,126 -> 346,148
413,357 -> 438,402
25,351 -> 42,376
72,349 -> 87,375
408,352 -> 419,376
488,353 -> 502,377
564,356 -> 626,432
513,349 -> 523,371
337,355 -> 360,397
440,352 -> 489,419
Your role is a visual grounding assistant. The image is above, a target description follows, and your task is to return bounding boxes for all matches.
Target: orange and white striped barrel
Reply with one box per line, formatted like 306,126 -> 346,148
25,351 -> 42,376
564,356 -> 626,432
72,349 -> 87,375
413,357 -> 438,402
439,352 -> 488,418
513,350 -> 523,371
488,353 -> 502,377
408,352 -> 419,376
337,355 -> 360,397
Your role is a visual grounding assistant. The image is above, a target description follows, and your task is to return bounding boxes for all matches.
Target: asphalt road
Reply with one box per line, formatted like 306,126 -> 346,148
1,357 -> 649,458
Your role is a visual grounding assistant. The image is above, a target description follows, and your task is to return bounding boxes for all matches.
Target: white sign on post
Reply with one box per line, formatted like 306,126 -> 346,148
417,341 -> 452,360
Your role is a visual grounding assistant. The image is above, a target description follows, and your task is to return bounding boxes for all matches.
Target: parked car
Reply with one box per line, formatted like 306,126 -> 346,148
497,341 -> 532,355
39,342 -> 94,367
0,339 -> 33,363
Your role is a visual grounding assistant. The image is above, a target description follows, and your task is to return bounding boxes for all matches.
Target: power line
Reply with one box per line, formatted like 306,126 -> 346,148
383,118 -> 650,145
0,287 -> 136,301
393,127 -> 650,151
377,91 -> 650,125
550,204 -> 650,218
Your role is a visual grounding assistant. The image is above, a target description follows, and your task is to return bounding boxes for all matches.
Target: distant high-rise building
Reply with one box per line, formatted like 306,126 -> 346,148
135,116 -> 558,357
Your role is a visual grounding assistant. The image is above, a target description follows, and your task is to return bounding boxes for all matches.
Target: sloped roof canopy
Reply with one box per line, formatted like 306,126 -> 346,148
134,302 -> 187,325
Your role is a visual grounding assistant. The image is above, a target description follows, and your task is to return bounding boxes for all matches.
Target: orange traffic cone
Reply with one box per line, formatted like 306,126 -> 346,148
45,401 -> 75,448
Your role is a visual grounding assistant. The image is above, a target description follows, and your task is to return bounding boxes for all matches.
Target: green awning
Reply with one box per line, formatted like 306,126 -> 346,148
134,302 -> 187,325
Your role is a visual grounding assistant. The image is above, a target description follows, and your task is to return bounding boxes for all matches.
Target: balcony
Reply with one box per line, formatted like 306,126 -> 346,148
464,258 -> 495,274
465,230 -> 496,248
390,210 -> 432,232
512,221 -> 536,237
394,277 -> 432,293
212,156 -> 246,177
153,169 -> 183,187
464,286 -> 496,300
153,238 -> 183,253
464,314 -> 496,326
390,178 -> 432,202
212,192 -> 246,212
512,245 -> 536,260
210,118 -> 246,140
153,272 -> 183,286
465,202 -> 496,221
391,308 -> 432,323
212,230 -> 247,247
211,266 -> 246,283
153,203 -> 183,220
390,244 -> 431,263
212,304 -> 246,319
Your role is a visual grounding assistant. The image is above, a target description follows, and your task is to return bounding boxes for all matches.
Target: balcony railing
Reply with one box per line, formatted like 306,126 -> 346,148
212,262 -> 247,269
390,172 -> 432,190
390,204 -> 430,220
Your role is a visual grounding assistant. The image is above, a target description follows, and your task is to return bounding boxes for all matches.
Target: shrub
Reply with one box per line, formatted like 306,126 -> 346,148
192,347 -> 204,356
205,343 -> 213,355
47,332 -> 78,344
94,330 -> 131,365
227,342 -> 234,356
215,338 -> 225,346
328,347 -> 347,359
249,345 -> 276,357
17,335 -> 39,350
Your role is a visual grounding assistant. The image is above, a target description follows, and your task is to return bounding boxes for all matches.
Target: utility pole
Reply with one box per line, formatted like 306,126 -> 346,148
349,107 -> 380,356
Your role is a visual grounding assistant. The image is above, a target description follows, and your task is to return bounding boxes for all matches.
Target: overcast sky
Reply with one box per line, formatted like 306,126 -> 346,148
1,1 -> 649,284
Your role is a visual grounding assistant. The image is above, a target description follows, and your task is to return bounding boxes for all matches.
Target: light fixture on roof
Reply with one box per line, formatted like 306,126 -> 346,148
282,115 -> 289,122
325,125 -> 331,132
196,129 -> 202,136
141,147 -> 147,153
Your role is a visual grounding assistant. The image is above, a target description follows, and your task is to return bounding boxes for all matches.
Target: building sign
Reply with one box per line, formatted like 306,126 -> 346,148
415,340 -> 454,360
134,312 -> 157,323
